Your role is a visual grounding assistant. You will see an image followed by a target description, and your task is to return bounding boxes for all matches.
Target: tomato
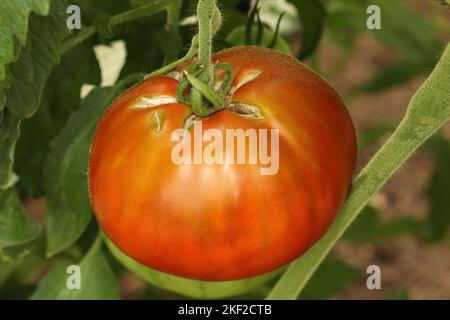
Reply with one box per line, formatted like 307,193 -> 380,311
88,46 -> 357,281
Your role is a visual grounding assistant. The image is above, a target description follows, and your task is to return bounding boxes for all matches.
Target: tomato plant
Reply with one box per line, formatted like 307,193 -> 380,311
0,0 -> 449,300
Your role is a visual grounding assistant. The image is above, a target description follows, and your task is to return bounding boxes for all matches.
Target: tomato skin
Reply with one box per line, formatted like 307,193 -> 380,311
88,46 -> 357,281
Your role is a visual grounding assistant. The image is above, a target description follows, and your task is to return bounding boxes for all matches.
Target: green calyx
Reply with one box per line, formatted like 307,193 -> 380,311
176,62 -> 234,117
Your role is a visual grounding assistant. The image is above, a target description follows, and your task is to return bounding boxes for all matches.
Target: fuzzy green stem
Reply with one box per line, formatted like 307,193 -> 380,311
197,0 -> 217,83
186,0 -> 222,117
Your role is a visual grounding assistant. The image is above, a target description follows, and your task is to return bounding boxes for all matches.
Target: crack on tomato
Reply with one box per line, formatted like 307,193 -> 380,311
230,70 -> 262,95
130,95 -> 178,110
183,113 -> 200,131
151,110 -> 165,134
226,103 -> 264,120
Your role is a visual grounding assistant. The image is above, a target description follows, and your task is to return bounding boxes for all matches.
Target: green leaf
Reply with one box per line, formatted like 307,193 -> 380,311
5,0 -> 69,118
157,27 -> 183,62
0,110 -> 21,189
326,0 -> 442,93
0,0 -> 52,107
216,9 -> 247,48
44,79 -> 137,257
355,60 -> 435,94
357,122 -> 395,150
326,0 -> 441,58
384,289 -> 410,300
219,0 -> 241,9
424,136 -> 450,240
14,39 -> 101,197
344,205 -> 423,242
0,235 -> 44,263
369,0 -> 440,62
31,237 -> 120,300
0,262 -> 18,289
70,0 -> 131,26
266,43 -> 450,300
288,0 -> 325,59
324,0 -> 366,48
0,236 -> 46,297
225,25 -> 292,55
0,0 -> 70,189
301,259 -> 358,300
0,188 -> 40,248
118,19 -> 167,77
104,235 -> 281,299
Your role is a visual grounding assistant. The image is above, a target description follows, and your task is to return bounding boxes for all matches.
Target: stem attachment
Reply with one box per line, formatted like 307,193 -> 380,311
146,0 -> 235,118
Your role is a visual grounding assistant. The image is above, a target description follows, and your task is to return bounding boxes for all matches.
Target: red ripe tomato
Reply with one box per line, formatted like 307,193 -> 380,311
88,46 -> 357,281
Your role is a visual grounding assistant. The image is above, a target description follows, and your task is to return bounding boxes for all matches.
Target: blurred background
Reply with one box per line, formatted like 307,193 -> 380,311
2,0 -> 450,299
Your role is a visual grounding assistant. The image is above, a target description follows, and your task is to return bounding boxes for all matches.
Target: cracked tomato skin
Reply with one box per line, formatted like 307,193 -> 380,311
88,46 -> 357,281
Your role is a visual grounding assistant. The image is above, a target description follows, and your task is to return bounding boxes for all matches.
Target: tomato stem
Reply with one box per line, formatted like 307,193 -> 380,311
197,0 -> 221,79
146,35 -> 199,78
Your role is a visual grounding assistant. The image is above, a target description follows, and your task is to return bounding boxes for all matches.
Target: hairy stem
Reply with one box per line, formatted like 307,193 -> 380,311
197,0 -> 217,83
